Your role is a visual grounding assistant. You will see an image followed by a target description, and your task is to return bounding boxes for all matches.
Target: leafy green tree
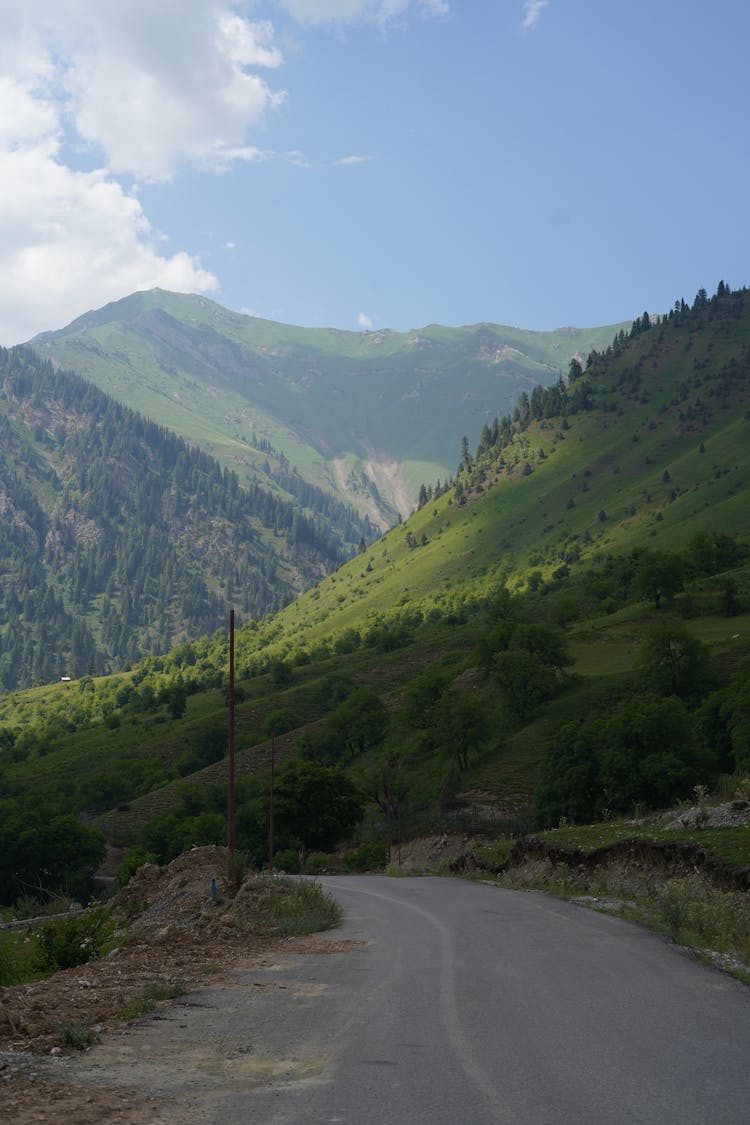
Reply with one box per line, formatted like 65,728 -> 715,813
512,623 -> 571,671
433,689 -> 490,771
361,753 -> 409,830
141,785 -> 226,862
722,577 -> 743,617
263,708 -> 300,738
0,805 -> 106,904
117,847 -> 158,887
332,689 -> 389,759
599,695 -> 706,811
401,664 -> 453,729
688,531 -> 747,576
270,660 -> 293,687
159,682 -> 187,719
274,761 -> 365,868
695,691 -> 736,774
715,661 -> 750,771
534,720 -> 604,828
633,550 -> 684,609
638,617 -> 713,699
490,622 -> 571,721
494,649 -> 558,721
475,619 -> 516,677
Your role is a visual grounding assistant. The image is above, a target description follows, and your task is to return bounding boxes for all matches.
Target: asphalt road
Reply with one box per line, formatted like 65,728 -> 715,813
65,876 -> 750,1124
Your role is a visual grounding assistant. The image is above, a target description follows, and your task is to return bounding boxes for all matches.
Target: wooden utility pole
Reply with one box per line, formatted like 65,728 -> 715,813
386,759 -> 392,864
268,732 -> 276,874
228,609 -> 235,855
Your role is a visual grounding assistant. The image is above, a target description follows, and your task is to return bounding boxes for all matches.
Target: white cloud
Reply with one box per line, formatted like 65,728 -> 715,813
0,3 -> 284,182
278,0 -> 447,26
521,1 -> 549,33
60,4 -> 285,181
0,137 -> 216,345
0,77 -> 58,148
224,241 -> 237,251
286,149 -> 314,168
0,1 -> 442,344
333,154 -> 373,165
358,312 -> 375,329
0,3 -> 286,343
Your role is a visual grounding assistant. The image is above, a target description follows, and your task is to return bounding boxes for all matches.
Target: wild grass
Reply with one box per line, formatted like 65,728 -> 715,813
632,877 -> 750,962
492,852 -> 750,984
0,931 -> 45,986
533,821 -> 750,871
39,907 -> 116,973
59,1020 -> 99,1050
120,979 -> 188,1021
261,876 -> 341,936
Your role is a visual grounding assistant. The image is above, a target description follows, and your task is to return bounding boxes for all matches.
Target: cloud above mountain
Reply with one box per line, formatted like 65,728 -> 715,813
0,0 -> 450,344
0,2 -> 282,341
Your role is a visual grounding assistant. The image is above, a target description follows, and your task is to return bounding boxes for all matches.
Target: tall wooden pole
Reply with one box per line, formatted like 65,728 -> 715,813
228,609 -> 235,855
386,759 -> 392,864
269,732 -> 275,874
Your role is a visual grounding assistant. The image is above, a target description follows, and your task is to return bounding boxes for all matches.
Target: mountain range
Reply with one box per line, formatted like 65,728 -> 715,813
32,289 -> 628,526
0,291 -> 626,690
1,280 -> 749,896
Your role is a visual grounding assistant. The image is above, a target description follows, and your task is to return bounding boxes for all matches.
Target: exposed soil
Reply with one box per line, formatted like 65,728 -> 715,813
0,847 -> 341,1122
387,832 -> 477,873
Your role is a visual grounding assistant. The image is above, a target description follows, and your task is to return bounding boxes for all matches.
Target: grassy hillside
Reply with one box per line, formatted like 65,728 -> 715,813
32,289 -> 628,524
239,286 -> 750,660
2,282 -> 750,902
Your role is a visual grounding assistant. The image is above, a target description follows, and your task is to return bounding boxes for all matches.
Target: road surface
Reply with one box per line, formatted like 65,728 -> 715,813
64,875 -> 750,1123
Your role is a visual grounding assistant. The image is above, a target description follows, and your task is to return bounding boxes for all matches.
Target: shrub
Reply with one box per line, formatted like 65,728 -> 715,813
39,906 -> 114,972
343,842 -> 388,872
60,1021 -> 99,1050
121,979 -> 187,1020
225,851 -> 248,897
273,849 -> 301,874
306,852 -> 331,874
265,877 -> 340,935
117,848 -> 158,888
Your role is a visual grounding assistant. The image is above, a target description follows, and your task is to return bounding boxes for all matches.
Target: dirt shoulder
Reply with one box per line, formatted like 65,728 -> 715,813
0,847 -> 337,1122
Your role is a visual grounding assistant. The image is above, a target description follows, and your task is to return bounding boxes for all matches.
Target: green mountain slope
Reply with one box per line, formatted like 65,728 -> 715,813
203,288 -> 750,667
2,282 -> 750,902
32,289 -> 628,525
0,347 -> 370,690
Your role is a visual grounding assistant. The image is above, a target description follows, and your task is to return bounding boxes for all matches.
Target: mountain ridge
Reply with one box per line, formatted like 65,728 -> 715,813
31,289 -> 630,525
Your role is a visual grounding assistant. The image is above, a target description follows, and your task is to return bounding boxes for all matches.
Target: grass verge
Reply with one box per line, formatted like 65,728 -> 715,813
493,857 -> 750,984
262,876 -> 341,936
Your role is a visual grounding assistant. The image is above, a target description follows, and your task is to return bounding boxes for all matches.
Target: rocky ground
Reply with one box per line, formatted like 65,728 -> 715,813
663,797 -> 750,829
0,847 -> 322,1122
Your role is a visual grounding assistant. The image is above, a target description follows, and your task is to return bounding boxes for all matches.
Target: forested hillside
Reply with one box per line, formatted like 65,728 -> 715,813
0,347 -> 373,691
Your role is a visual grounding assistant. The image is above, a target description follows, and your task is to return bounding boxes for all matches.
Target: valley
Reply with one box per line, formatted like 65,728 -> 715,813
1,280 -> 750,1041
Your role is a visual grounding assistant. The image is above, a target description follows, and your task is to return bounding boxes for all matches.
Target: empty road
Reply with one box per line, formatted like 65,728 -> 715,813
65,876 -> 750,1123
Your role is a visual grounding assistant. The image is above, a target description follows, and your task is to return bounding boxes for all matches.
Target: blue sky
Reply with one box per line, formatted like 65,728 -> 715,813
1,1 -> 749,343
